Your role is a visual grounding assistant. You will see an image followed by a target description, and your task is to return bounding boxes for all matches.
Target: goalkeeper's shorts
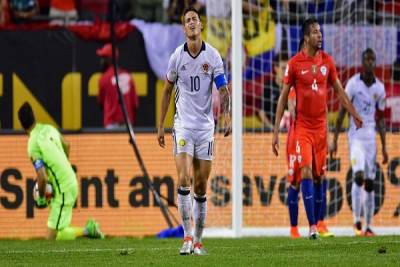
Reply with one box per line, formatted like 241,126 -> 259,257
172,127 -> 214,161
48,184 -> 78,231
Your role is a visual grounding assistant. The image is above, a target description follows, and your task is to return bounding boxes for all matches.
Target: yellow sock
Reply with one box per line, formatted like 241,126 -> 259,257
56,227 -> 85,240
71,227 -> 85,237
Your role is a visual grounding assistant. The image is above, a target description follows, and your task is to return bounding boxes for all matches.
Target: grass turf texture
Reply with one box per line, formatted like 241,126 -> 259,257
1,236 -> 399,266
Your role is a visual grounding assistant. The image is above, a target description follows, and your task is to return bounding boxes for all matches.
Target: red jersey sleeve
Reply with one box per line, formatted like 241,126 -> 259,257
283,58 -> 296,86
327,55 -> 338,85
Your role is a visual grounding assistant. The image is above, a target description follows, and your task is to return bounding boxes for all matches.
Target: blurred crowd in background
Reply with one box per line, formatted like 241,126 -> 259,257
0,0 -> 400,131
0,0 -> 399,26
2,0 -> 189,25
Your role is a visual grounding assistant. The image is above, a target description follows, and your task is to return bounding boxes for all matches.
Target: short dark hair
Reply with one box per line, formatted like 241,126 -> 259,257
182,6 -> 201,24
302,17 -> 318,37
18,102 -> 35,130
362,48 -> 375,60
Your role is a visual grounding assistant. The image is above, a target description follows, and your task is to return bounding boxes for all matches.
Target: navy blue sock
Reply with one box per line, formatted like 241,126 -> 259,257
320,179 -> 327,221
287,186 -> 299,227
301,179 -> 315,226
313,181 -> 323,223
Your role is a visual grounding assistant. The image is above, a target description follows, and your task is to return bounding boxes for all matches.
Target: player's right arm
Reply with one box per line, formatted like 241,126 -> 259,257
158,51 -> 178,148
287,87 -> 296,119
28,138 -> 48,204
32,158 -> 49,207
273,59 -> 294,157
272,83 -> 291,156
157,81 -> 174,148
36,164 -> 48,197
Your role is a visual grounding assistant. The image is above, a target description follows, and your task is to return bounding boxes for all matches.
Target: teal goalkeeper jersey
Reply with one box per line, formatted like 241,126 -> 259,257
27,123 -> 77,193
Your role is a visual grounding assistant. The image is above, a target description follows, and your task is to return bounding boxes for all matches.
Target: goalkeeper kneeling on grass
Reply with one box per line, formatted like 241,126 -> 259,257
18,102 -> 104,240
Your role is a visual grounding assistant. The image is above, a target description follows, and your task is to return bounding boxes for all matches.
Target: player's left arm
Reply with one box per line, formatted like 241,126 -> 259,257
214,51 -> 231,137
376,91 -> 388,164
217,84 -> 231,137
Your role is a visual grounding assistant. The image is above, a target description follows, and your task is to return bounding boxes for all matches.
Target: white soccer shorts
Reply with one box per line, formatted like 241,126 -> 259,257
349,138 -> 376,179
172,127 -> 214,161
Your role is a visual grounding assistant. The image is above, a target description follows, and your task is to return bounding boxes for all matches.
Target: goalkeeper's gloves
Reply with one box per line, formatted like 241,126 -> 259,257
36,196 -> 47,208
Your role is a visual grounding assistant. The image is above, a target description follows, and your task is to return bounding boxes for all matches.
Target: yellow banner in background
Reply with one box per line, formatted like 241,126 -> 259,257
205,1 -> 276,58
203,17 -> 231,57
243,2 -> 275,57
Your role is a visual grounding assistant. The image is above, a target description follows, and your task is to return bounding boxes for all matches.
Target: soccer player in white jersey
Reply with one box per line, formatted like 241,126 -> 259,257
157,7 -> 231,255
330,48 -> 388,236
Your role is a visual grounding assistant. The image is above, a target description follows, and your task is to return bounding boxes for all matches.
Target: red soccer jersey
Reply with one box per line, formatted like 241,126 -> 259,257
51,0 -> 76,11
98,66 -> 139,127
284,50 -> 338,130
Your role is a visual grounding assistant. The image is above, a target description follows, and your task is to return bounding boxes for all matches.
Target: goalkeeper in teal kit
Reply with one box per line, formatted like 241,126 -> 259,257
18,102 -> 104,240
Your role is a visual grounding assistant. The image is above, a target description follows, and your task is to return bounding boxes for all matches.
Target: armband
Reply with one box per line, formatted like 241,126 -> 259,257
33,159 -> 44,171
214,74 -> 227,89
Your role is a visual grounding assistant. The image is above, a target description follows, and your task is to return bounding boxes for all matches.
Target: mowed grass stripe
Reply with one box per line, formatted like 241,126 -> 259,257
1,236 -> 399,266
2,239 -> 400,255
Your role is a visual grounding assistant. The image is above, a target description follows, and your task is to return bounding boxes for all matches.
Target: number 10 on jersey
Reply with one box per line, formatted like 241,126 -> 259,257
190,76 -> 200,92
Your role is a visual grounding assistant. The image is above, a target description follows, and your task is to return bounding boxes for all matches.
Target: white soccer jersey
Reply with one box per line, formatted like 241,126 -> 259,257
166,41 -> 226,130
345,73 -> 386,140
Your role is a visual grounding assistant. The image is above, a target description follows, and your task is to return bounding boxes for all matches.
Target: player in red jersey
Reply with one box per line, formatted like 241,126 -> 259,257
273,17 -> 363,239
286,39 -> 334,239
287,86 -> 335,238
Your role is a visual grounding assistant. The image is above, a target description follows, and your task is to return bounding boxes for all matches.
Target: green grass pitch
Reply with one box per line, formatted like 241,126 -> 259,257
1,236 -> 399,266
